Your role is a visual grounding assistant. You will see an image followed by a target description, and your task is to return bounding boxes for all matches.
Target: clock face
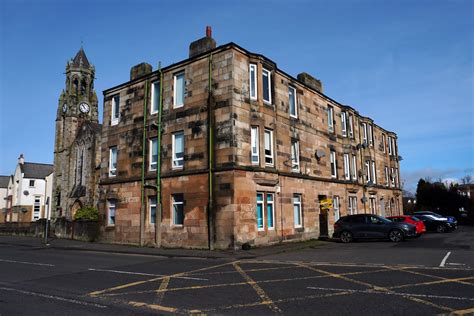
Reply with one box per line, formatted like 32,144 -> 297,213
62,103 -> 67,113
79,102 -> 90,113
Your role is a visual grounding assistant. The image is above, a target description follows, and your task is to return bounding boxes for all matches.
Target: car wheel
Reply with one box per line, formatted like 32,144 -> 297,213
389,229 -> 404,242
436,225 -> 446,233
340,231 -> 353,243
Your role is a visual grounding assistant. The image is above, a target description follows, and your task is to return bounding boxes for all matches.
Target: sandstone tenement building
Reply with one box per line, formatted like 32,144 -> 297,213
54,28 -> 402,249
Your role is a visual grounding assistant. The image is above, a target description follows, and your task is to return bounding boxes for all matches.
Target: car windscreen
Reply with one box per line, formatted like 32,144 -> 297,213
410,216 -> 421,221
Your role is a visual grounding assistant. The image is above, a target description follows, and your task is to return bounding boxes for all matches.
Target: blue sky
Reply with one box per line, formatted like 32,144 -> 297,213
0,0 -> 472,193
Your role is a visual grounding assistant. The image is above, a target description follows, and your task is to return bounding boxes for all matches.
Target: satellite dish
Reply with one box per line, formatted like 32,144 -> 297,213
23,190 -> 29,196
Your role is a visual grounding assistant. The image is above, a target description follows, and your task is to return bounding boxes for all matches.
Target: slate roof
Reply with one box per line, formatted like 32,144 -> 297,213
0,176 -> 9,188
21,163 -> 53,179
72,47 -> 90,68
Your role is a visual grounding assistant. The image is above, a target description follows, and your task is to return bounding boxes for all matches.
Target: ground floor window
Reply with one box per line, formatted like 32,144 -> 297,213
294,194 -> 302,228
369,196 -> 377,214
33,196 -> 41,220
348,196 -> 357,215
149,196 -> 157,224
107,200 -> 116,226
256,192 -> 275,231
172,194 -> 184,226
333,196 -> 340,221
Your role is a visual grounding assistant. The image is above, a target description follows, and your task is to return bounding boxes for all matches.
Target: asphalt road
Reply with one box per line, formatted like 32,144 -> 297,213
0,226 -> 473,315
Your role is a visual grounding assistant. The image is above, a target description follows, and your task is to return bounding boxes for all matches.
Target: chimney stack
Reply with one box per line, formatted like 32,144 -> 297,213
18,154 -> 24,165
189,26 -> 217,58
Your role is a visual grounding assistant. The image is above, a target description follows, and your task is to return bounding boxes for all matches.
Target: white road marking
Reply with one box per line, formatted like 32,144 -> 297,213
0,258 -> 55,267
307,286 -> 474,301
446,263 -> 465,266
0,287 -> 106,308
440,251 -> 452,267
87,268 -> 208,281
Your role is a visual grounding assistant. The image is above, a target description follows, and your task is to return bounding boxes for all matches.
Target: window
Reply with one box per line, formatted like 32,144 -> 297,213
381,134 -> 386,153
172,132 -> 184,169
394,168 -> 399,188
172,194 -> 184,225
29,180 -> 35,187
256,193 -> 264,230
294,194 -> 302,228
291,140 -> 300,172
348,196 -> 358,215
249,64 -> 257,100
348,115 -> 354,138
371,161 -> 377,184
174,72 -> 185,108
149,138 -> 158,171
390,167 -> 395,187
109,147 -> 117,177
151,81 -> 160,114
384,166 -> 389,186
33,196 -> 40,220
362,123 -> 368,145
251,126 -> 259,164
392,138 -> 397,156
368,124 -> 374,147
388,136 -> 393,155
327,105 -> 334,133
369,196 -> 377,214
351,155 -> 357,181
264,129 -> 274,166
341,112 -> 347,137
333,196 -> 340,221
111,95 -> 120,125
289,86 -> 297,118
107,200 -> 116,226
267,193 -> 275,230
262,68 -> 272,104
343,154 -> 350,180
330,150 -> 337,178
365,160 -> 371,183
149,196 -> 157,224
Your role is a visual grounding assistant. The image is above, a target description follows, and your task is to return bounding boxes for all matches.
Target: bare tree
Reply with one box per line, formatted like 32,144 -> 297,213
461,175 -> 472,184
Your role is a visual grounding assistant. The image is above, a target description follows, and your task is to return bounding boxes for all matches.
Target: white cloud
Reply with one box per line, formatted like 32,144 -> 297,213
401,167 -> 474,193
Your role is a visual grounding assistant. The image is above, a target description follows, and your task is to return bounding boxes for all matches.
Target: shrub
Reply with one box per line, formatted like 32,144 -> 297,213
74,206 -> 99,221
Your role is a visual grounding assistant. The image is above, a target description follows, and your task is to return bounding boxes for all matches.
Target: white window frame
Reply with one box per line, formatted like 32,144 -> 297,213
343,154 -> 350,180
394,168 -> 399,188
390,167 -> 395,187
149,138 -> 158,171
351,154 -> 357,181
29,180 -> 35,187
341,112 -> 347,137
382,134 -> 386,153
392,138 -> 397,156
384,166 -> 389,186
109,147 -> 117,177
369,196 -> 377,214
291,140 -> 300,172
388,136 -> 393,155
149,196 -> 157,224
293,194 -> 302,228
289,86 -> 297,118
371,160 -> 377,184
111,95 -> 120,126
348,115 -> 354,138
151,81 -> 160,114
365,160 -> 371,183
107,200 -> 116,226
264,129 -> 274,166
173,72 -> 185,108
327,105 -> 334,133
362,123 -> 368,145
33,196 -> 41,220
249,64 -> 257,100
368,124 -> 374,147
251,126 -> 259,165
333,196 -> 340,221
172,131 -> 184,169
172,194 -> 184,226
330,150 -> 337,178
348,196 -> 358,215
256,192 -> 265,231
267,193 -> 275,230
262,68 -> 272,104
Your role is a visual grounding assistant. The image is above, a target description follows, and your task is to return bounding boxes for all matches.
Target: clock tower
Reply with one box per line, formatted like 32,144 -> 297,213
53,47 -> 99,218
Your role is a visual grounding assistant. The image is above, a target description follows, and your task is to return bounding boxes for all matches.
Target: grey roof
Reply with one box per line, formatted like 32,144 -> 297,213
0,176 -> 9,188
21,163 -> 53,179
72,47 -> 90,68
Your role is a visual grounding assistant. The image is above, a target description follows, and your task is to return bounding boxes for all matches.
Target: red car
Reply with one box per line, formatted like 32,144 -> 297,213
387,215 -> 426,237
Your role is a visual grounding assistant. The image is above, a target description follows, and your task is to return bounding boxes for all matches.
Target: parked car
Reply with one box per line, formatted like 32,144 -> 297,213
414,214 -> 456,233
333,214 -> 417,243
413,211 -> 457,229
387,215 -> 426,237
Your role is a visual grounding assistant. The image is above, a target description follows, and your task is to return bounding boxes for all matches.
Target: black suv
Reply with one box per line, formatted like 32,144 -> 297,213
333,214 -> 417,243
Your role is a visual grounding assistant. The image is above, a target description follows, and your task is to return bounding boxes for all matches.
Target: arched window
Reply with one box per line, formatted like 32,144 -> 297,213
81,79 -> 87,96
73,78 -> 79,95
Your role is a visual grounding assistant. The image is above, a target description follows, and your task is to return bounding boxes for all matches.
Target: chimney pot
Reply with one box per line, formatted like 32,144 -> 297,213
206,26 -> 212,38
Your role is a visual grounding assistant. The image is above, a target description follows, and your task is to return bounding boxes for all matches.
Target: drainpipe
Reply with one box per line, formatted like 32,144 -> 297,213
140,81 -> 149,246
155,65 -> 163,248
208,53 -> 214,250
